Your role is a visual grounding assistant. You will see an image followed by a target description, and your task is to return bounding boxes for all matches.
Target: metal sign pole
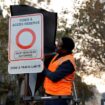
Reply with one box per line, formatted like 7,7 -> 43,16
72,81 -> 80,105
29,73 -> 37,96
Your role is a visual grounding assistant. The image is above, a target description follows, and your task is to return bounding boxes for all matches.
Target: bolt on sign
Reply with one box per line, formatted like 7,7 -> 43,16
8,13 -> 44,74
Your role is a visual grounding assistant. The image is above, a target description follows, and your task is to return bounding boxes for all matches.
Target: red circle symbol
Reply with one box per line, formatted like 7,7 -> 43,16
16,28 -> 36,49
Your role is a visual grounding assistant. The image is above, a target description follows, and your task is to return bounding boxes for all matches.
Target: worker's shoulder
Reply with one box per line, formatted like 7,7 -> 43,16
61,60 -> 73,67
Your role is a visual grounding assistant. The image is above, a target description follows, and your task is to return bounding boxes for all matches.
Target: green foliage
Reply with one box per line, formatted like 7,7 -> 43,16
75,74 -> 94,105
70,0 -> 105,73
57,9 -> 72,39
0,16 -> 18,105
0,16 -> 8,74
19,0 -> 27,5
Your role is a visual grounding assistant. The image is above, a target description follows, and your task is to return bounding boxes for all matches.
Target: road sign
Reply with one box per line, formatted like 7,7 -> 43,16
8,59 -> 43,74
10,5 -> 57,54
8,13 -> 44,74
8,13 -> 44,61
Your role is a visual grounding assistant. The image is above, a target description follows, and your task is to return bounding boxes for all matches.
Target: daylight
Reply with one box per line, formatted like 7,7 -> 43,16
0,0 -> 105,105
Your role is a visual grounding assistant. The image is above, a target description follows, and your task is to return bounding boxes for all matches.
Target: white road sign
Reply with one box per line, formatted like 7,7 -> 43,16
8,59 -> 43,74
8,13 -> 44,61
8,13 -> 44,74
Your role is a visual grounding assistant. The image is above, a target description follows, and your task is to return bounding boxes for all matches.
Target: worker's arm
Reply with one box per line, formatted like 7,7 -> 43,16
43,60 -> 75,82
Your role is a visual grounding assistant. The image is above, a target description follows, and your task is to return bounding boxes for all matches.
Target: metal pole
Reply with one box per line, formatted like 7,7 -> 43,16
21,95 -> 73,102
72,81 -> 80,105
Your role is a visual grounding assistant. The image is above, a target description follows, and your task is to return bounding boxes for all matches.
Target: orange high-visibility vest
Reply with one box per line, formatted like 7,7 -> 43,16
44,53 -> 76,96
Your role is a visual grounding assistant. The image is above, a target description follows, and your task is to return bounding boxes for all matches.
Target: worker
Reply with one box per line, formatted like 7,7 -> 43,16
43,36 -> 76,105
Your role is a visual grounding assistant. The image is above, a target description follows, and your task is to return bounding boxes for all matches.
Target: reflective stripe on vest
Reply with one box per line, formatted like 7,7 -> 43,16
44,53 -> 76,96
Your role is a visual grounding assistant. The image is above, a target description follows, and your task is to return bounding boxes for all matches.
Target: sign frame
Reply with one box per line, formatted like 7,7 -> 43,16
8,13 -> 44,62
8,59 -> 44,74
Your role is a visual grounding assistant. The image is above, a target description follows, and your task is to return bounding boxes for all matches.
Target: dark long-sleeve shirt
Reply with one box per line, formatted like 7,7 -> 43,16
44,52 -> 75,82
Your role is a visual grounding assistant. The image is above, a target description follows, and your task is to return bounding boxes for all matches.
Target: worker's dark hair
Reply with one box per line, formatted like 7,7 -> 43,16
61,37 -> 75,52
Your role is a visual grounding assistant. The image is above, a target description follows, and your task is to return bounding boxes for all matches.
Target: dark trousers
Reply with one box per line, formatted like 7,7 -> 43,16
44,99 -> 68,105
